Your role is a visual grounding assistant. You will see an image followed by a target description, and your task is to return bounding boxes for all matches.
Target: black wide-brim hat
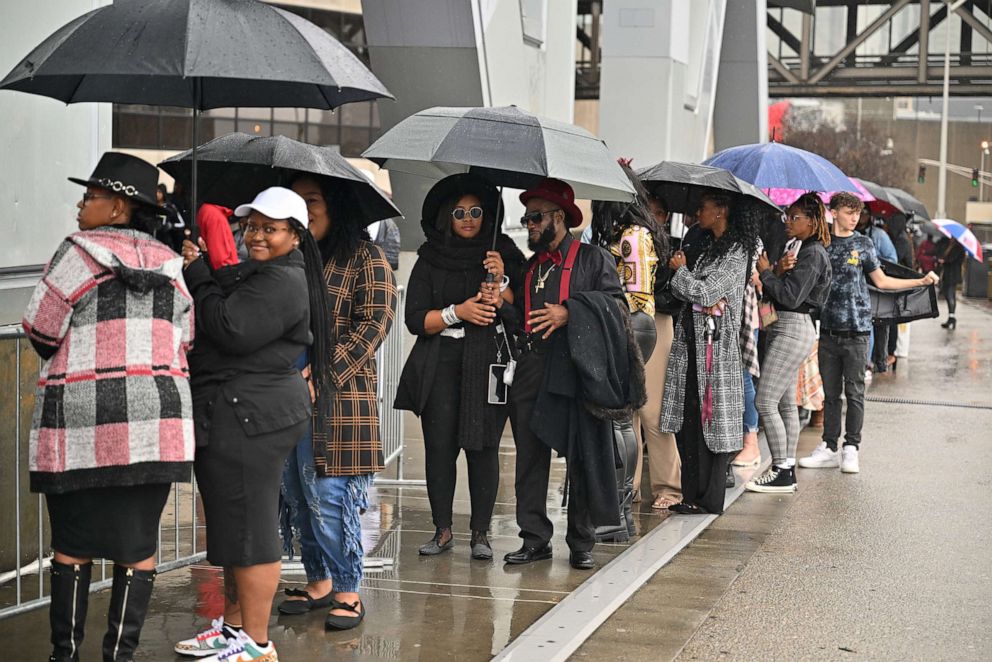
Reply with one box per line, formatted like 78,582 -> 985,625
69,152 -> 167,212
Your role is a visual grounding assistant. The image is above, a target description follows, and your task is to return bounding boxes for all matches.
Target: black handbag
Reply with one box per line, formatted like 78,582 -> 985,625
869,259 -> 939,323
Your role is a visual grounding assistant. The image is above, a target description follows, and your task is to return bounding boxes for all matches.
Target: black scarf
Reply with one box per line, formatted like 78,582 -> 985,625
418,220 -> 525,450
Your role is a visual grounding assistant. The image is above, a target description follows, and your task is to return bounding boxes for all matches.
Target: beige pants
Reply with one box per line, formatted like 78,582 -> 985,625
632,313 -> 682,502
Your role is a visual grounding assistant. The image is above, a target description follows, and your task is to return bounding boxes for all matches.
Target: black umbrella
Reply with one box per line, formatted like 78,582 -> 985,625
363,105 -> 635,202
636,161 -> 781,215
856,179 -> 907,217
0,0 -> 392,229
160,133 -> 400,227
887,187 -> 931,221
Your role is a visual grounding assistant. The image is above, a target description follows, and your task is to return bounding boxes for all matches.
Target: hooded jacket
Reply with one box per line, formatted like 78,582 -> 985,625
23,227 -> 195,494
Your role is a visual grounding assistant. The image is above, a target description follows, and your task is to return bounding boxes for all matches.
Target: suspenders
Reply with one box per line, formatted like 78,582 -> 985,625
523,240 -> 582,333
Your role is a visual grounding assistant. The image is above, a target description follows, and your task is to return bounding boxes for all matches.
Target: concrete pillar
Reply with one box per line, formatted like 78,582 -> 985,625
598,0 -> 726,166
713,0 -> 768,151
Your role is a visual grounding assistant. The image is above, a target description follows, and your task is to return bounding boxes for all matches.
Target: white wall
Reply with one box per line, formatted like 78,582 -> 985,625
0,0 -> 112,322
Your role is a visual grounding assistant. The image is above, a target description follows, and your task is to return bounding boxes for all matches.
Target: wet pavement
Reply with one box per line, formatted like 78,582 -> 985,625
577,298 -> 992,661
4,296 -> 990,661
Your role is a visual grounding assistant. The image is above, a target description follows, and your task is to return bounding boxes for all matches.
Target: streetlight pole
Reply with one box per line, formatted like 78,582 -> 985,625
938,0 -> 968,218
982,141 -> 990,202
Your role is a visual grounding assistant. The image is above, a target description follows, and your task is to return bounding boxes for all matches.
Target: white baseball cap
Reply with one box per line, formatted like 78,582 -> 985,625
234,186 -> 309,228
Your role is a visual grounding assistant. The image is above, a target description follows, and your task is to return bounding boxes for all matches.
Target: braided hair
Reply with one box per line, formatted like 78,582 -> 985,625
790,192 -> 831,247
288,218 -> 333,399
591,163 -> 669,262
698,192 -> 761,269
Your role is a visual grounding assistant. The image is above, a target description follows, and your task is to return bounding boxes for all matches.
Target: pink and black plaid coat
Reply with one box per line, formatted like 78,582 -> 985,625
22,228 -> 195,494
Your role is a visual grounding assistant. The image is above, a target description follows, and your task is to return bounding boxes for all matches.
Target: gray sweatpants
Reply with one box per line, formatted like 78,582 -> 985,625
755,312 -> 816,465
818,332 -> 870,450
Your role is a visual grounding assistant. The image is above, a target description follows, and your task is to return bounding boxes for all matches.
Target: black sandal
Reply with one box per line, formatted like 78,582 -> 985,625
277,587 -> 335,615
325,599 -> 365,631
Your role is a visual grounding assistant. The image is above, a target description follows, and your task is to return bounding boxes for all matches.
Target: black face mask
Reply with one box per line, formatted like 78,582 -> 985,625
528,223 -> 558,252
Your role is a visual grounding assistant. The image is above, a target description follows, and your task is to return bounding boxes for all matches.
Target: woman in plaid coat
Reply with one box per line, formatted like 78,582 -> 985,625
660,193 -> 760,515
277,174 -> 397,631
23,153 -> 194,662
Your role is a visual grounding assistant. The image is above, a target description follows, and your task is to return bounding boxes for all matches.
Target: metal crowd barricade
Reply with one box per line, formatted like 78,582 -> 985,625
374,285 -> 425,486
0,281 -> 416,619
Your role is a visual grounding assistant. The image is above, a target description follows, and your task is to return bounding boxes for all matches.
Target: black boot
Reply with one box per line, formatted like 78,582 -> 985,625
619,422 -> 638,537
941,316 -> 956,330
102,565 -> 156,662
49,561 -> 92,662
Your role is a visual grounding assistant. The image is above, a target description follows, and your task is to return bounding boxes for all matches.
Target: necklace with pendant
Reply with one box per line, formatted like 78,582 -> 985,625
534,263 -> 556,291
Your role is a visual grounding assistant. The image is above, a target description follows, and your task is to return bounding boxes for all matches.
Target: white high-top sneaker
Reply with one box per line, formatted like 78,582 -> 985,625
841,446 -> 860,473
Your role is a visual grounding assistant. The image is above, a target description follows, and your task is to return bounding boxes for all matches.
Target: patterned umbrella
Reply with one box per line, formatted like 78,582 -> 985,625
931,219 -> 984,262
764,178 -> 875,208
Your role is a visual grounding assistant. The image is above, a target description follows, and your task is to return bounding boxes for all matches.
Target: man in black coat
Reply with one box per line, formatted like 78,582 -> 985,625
494,178 -> 627,570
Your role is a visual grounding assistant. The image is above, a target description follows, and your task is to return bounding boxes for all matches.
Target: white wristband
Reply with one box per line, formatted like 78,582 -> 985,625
499,275 -> 510,292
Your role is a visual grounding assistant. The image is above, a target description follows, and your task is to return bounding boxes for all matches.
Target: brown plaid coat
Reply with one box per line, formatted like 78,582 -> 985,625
313,241 -> 397,476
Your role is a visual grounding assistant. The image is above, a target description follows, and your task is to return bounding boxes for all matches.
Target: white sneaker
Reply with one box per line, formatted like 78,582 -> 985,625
201,630 -> 278,662
175,618 -> 237,658
841,446 -> 860,473
864,369 -> 873,386
798,442 -> 840,469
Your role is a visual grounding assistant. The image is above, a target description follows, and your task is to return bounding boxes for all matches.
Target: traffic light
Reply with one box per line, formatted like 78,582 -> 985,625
917,164 -> 926,184
972,168 -> 980,187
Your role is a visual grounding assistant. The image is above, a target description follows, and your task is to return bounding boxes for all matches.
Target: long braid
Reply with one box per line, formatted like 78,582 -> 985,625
291,220 -> 332,396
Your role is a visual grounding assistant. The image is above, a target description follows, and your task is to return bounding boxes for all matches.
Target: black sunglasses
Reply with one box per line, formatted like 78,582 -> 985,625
519,208 -> 561,227
451,206 -> 483,221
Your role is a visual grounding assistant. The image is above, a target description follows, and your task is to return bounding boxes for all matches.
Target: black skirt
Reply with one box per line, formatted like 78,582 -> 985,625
195,397 -> 307,567
46,483 -> 171,564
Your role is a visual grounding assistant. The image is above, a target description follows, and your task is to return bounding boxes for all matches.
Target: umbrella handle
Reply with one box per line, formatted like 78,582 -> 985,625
486,186 -> 504,283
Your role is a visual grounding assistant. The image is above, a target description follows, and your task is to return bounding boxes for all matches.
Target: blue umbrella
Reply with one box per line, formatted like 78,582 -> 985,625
703,142 -> 858,193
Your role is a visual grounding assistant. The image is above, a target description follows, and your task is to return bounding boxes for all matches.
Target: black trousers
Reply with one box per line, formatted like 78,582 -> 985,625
675,316 -> 732,515
421,339 -> 500,532
508,349 -> 595,552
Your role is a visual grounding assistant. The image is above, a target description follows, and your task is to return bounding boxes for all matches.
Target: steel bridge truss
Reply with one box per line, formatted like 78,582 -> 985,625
768,0 -> 992,97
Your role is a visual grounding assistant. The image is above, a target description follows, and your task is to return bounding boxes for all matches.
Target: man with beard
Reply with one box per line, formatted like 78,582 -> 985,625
492,178 -> 627,570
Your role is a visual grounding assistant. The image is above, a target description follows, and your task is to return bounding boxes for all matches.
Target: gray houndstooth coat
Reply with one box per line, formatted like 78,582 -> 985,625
660,245 -> 748,454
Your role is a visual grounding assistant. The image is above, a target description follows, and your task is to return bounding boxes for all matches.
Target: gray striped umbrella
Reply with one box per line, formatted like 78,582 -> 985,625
363,105 -> 635,202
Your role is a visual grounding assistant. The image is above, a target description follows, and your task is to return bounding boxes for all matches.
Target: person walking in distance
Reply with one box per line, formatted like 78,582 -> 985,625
799,193 -> 937,475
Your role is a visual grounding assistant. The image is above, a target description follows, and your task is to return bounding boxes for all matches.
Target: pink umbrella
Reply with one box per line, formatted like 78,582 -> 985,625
763,178 -> 875,208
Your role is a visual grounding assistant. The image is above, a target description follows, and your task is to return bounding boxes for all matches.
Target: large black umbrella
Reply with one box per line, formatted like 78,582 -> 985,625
0,0 -> 393,228
160,133 -> 400,226
887,187 -> 931,221
636,161 -> 780,215
363,105 -> 635,202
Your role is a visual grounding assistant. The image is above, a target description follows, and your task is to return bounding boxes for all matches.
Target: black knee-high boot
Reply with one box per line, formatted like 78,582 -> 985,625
595,420 -> 639,543
102,565 -> 156,662
49,561 -> 92,662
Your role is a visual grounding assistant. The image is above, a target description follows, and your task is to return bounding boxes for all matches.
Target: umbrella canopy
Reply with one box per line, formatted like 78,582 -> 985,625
703,142 -> 858,194
764,178 -> 875,208
930,219 -> 984,262
159,133 -> 400,226
363,105 -> 634,202
636,161 -> 780,214
857,179 -> 907,217
887,187 -> 931,221
0,0 -> 392,109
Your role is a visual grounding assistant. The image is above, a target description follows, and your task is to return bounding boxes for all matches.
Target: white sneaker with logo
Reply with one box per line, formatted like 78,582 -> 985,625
841,446 -> 860,473
175,618 -> 237,657
798,442 -> 840,469
201,630 -> 278,662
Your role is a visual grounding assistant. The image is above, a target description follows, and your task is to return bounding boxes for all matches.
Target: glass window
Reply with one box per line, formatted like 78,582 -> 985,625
114,112 -> 159,148
339,126 -> 371,157
273,122 -> 307,141
340,102 -> 371,126
308,124 -> 340,147
161,115 -> 193,149
237,118 -> 272,137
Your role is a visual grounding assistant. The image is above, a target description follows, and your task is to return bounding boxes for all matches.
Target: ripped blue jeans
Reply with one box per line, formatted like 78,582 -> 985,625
280,430 -> 370,593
